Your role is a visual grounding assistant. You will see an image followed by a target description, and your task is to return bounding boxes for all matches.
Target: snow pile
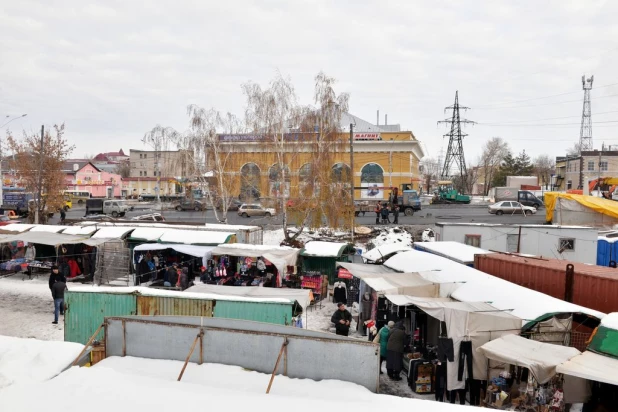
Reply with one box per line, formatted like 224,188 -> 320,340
0,356 -> 474,411
367,227 -> 413,248
302,241 -> 349,257
0,336 -> 84,389
600,312 -> 618,330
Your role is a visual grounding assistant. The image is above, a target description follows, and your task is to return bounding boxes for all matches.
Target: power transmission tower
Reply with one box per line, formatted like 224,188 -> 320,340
579,75 -> 594,152
438,91 -> 475,187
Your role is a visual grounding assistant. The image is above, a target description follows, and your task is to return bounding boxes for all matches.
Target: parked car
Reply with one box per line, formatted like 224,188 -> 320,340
85,199 -> 130,217
237,204 -> 276,218
216,198 -> 242,211
131,213 -> 165,222
175,200 -> 205,211
488,201 -> 537,216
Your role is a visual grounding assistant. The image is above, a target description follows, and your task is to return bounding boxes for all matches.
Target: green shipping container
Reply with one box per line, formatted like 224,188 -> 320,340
64,291 -> 137,344
214,300 -> 293,325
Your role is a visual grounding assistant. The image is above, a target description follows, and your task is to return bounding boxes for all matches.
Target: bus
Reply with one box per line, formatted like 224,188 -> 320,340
63,190 -> 91,205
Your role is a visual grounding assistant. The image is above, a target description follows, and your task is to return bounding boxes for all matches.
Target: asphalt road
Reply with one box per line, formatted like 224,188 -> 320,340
56,204 -> 547,227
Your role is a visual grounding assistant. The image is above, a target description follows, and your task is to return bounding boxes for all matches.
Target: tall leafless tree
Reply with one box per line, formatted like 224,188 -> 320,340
533,154 -> 555,189
480,137 -> 509,195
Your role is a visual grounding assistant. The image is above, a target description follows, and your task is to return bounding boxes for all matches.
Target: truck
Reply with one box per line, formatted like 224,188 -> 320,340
1,188 -> 34,216
493,187 -> 543,209
506,176 -> 538,188
354,185 -> 422,217
86,198 -> 131,217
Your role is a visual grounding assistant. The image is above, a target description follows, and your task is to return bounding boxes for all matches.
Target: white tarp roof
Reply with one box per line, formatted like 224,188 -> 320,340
61,226 -> 98,236
159,229 -> 234,245
413,241 -> 493,265
477,334 -> 581,384
301,241 -> 351,257
363,244 -> 413,262
129,227 -> 167,241
337,261 -> 396,277
556,350 -> 618,386
69,286 -> 292,305
133,243 -> 214,265
204,223 -> 260,231
91,226 -> 135,239
0,231 -> 89,247
210,243 -> 299,276
29,225 -> 69,234
0,223 -> 34,233
361,274 -> 438,297
187,283 -> 311,311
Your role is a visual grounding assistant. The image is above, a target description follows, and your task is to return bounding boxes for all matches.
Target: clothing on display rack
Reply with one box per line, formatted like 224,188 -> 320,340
438,337 -> 454,362
346,276 -> 360,306
468,379 -> 484,406
449,388 -> 466,405
434,361 -> 447,402
333,281 -> 347,303
458,340 -> 473,381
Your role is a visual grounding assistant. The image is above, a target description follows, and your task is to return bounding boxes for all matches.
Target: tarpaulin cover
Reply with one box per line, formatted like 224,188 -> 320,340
362,244 -> 412,263
0,232 -> 89,247
477,334 -> 581,384
413,241 -> 493,265
556,350 -> 618,386
336,261 -> 396,277
159,229 -> 234,245
187,283 -> 311,311
390,296 -> 521,390
544,192 -> 618,222
300,241 -> 353,258
133,243 -> 215,266
210,243 -> 299,279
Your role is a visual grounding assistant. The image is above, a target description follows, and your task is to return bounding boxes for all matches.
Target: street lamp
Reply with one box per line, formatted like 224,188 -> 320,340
1,114 -> 27,129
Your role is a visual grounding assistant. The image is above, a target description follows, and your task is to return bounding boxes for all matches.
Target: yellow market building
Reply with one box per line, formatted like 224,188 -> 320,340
217,114 -> 425,202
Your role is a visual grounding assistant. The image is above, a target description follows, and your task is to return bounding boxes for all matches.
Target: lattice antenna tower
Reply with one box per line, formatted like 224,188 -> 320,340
437,91 -> 475,180
579,75 -> 594,152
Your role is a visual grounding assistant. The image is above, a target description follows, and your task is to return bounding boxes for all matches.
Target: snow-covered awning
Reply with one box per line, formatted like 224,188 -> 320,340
29,225 -> 69,234
187,283 -> 311,311
133,243 -> 214,265
362,274 -> 437,297
91,226 -> 135,239
61,226 -> 98,236
477,335 -> 581,384
336,261 -> 396,277
128,227 -> 167,242
362,244 -> 412,263
300,241 -> 354,258
0,231 -> 89,247
413,241 -> 493,265
159,229 -> 234,246
556,350 -> 618,386
0,223 -> 35,233
210,243 -> 299,276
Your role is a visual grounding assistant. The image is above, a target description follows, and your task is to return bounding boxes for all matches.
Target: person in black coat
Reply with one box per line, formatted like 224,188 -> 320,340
48,266 -> 66,298
386,321 -> 405,380
331,302 -> 352,336
392,205 -> 400,224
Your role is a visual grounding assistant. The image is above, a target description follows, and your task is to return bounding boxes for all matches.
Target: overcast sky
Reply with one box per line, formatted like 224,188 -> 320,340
1,1 -> 617,164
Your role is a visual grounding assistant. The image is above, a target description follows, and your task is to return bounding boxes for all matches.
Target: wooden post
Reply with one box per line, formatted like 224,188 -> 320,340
71,323 -> 104,366
266,338 -> 288,394
177,330 -> 204,381
283,343 -> 288,377
199,329 -> 204,365
122,320 -> 126,357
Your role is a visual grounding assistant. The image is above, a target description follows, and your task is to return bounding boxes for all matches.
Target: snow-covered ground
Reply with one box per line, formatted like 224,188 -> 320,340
0,335 -> 83,389
0,356 -> 472,411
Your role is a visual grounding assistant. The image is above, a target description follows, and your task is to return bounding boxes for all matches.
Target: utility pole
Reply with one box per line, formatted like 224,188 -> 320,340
438,91 -> 475,191
35,125 -> 44,224
349,123 -> 355,244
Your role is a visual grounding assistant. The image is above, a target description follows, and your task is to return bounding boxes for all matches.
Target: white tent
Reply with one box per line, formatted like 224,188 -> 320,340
0,223 -> 34,233
210,244 -> 299,281
61,226 -> 98,236
159,229 -> 234,246
362,244 -> 412,263
128,227 -> 167,242
133,243 -> 215,266
301,241 -> 351,257
29,225 -> 69,234
387,296 -> 521,390
337,261 -> 396,276
477,334 -> 581,384
556,350 -> 618,386
337,262 -> 437,297
0,231 -> 89,247
413,241 -> 492,265
91,226 -> 135,239
187,283 -> 311,311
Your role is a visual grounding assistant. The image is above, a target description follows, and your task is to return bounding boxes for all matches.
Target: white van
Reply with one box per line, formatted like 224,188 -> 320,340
103,200 -> 130,217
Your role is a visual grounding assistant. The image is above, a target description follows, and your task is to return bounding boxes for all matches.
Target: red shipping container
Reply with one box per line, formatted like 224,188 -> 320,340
474,253 -> 618,315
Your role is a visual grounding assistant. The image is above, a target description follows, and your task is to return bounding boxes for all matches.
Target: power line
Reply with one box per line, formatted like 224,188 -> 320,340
475,93 -> 618,110
476,110 -> 618,125
479,120 -> 618,127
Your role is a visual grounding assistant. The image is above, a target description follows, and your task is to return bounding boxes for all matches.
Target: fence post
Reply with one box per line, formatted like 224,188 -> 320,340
266,338 -> 288,394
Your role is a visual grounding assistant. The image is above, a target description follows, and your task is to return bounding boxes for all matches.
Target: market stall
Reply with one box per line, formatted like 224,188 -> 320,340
299,241 -> 356,284
477,334 -> 588,410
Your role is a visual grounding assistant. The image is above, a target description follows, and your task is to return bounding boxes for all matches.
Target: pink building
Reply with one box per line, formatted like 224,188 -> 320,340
65,161 -> 123,198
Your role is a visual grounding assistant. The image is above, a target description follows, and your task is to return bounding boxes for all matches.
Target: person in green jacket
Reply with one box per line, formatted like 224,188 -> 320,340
373,321 -> 394,374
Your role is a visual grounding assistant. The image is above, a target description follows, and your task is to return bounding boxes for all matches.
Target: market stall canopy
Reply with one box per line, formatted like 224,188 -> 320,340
556,350 -> 618,386
362,244 -> 413,263
90,226 -> 135,239
0,223 -> 34,234
337,261 -> 396,277
159,229 -> 234,245
300,241 -> 355,258
413,241 -> 493,265
0,231 -> 89,247
187,283 -> 311,311
29,225 -> 69,234
361,274 -> 438,297
477,335 -> 581,384
544,192 -> 618,223
128,227 -> 167,242
210,243 -> 299,276
61,226 -> 98,236
133,243 -> 214,265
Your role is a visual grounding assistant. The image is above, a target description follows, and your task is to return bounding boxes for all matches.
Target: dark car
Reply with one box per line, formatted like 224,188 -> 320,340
216,198 -> 242,211
175,200 -> 205,211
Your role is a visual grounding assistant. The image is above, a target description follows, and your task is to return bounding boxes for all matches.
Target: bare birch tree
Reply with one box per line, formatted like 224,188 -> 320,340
480,137 -> 509,195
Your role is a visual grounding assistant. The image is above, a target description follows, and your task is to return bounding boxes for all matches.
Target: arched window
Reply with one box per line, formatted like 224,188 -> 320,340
268,164 -> 291,198
331,163 -> 351,183
240,163 -> 261,200
360,163 -> 384,199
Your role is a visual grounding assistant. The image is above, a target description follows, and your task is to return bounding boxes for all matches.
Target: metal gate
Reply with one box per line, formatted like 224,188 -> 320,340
95,240 -> 131,285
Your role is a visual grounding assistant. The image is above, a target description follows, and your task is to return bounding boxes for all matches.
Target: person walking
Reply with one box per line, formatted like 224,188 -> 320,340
374,202 -> 381,225
373,321 -> 394,374
48,265 -> 66,298
386,321 -> 405,380
393,205 -> 400,225
380,203 -> 390,224
60,207 -> 66,224
51,278 -> 67,324
330,302 -> 352,336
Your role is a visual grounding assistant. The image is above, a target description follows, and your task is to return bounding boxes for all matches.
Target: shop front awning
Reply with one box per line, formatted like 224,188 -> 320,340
187,283 -> 311,311
0,231 -> 90,247
477,334 -> 581,384
210,243 -> 299,276
133,243 -> 215,264
556,350 -> 618,386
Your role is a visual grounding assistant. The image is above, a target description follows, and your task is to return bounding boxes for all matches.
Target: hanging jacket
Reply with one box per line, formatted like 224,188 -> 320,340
67,259 -> 81,278
373,326 -> 391,357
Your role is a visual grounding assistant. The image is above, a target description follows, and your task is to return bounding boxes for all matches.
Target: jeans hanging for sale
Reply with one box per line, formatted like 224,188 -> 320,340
458,340 -> 473,381
438,337 -> 454,362
449,388 -> 466,405
468,379 -> 484,406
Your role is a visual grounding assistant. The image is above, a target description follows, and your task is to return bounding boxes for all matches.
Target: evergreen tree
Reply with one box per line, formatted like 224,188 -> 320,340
491,151 -> 516,187
515,150 -> 534,175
